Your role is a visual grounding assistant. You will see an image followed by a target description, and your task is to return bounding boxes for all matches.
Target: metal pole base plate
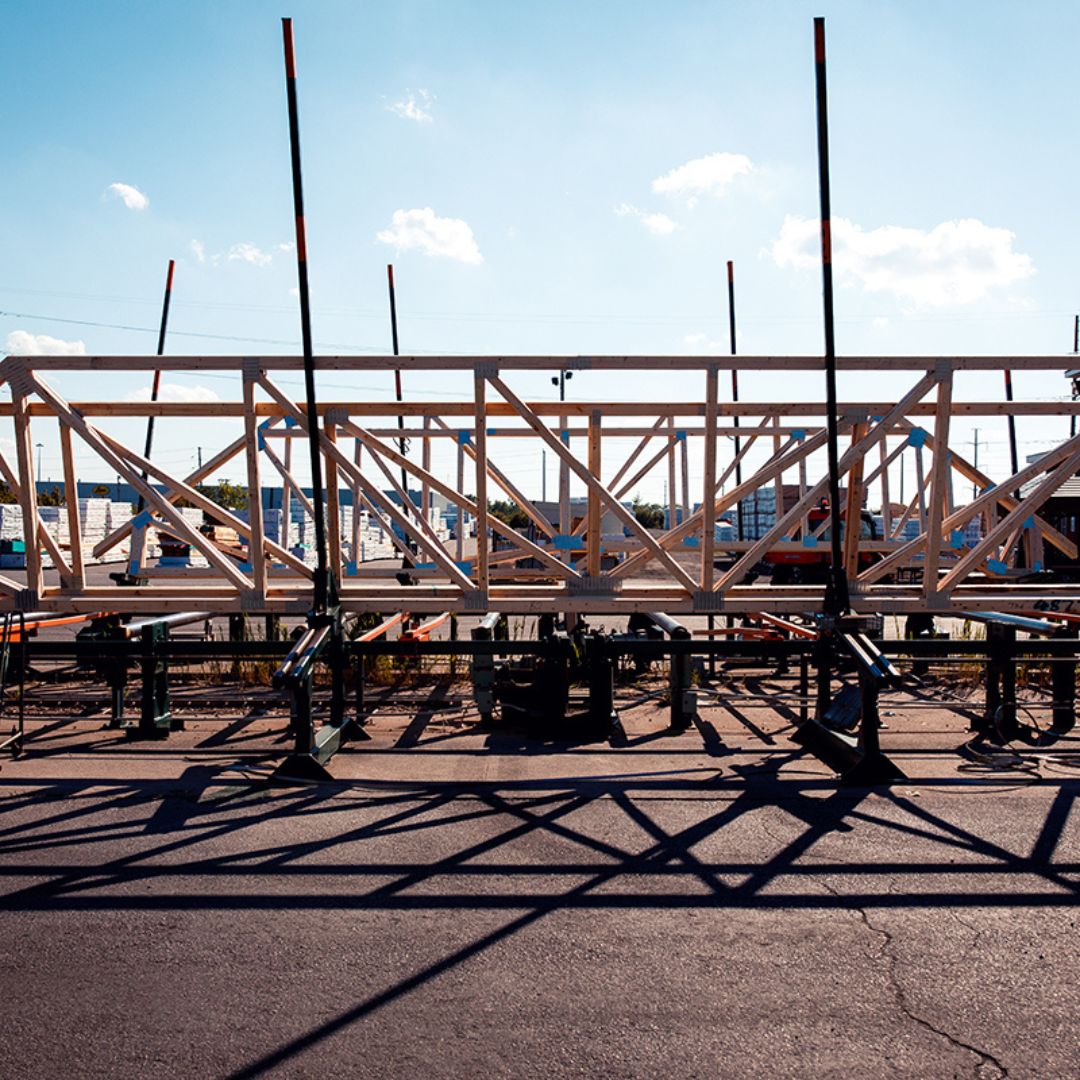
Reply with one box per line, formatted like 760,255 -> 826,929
790,719 -> 905,786
271,754 -> 335,784
838,752 -> 906,787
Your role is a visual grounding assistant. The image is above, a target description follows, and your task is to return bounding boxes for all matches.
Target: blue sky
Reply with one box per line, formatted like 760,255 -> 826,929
2,0 -> 1078,495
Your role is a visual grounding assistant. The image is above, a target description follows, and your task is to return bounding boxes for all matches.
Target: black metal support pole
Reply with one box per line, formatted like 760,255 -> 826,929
1004,368 -> 1020,483
282,18 -> 332,615
387,264 -> 416,565
387,264 -> 409,480
813,17 -> 849,616
1052,629 -> 1076,734
982,623 -> 1018,742
727,259 -> 744,542
799,651 -> 810,725
137,258 -> 175,512
1072,316 -> 1078,439
587,634 -> 617,736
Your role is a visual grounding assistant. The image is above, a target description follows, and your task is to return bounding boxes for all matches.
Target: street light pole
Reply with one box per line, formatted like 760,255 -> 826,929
551,369 -> 573,401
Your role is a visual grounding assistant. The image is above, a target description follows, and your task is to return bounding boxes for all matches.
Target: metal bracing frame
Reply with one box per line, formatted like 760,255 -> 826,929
2,352 -> 1080,615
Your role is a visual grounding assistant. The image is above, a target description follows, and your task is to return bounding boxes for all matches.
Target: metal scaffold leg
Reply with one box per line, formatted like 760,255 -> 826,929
586,633 -> 620,739
791,623 -> 905,786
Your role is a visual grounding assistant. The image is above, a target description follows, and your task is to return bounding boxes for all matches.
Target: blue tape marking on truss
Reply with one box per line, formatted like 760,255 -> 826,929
792,428 -> 806,441
257,432 -> 267,452
683,535 -> 699,547
457,430 -> 471,445
129,559 -> 140,575
561,429 -> 570,445
982,483 -> 996,494
456,561 -> 473,573
1034,560 -> 1044,572
486,427 -> 497,436
675,429 -> 687,442
1024,516 -> 1036,530
132,510 -> 153,530
908,428 -> 927,449
553,534 -> 585,550
871,415 -> 883,423
238,562 -> 253,572
416,562 -> 436,570
951,530 -> 965,549
284,416 -> 299,429
802,536 -> 818,548
987,559 -> 1008,575
345,561 -> 357,576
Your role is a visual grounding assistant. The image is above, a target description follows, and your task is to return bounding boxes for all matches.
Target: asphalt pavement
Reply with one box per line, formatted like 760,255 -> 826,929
0,684 -> 1078,1078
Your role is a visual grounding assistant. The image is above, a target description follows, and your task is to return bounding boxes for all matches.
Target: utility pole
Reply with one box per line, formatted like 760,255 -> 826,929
968,428 -> 985,499
35,442 -> 43,484
197,446 -> 203,470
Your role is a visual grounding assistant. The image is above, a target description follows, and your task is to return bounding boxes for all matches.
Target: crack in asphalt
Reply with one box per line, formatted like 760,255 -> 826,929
757,808 -> 1010,1078
856,900 -> 1008,1079
946,907 -> 985,969
812,875 -> 1008,1078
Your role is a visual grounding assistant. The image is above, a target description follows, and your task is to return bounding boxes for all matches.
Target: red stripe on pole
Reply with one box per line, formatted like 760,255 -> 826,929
295,217 -> 307,262
814,19 -> 825,62
821,218 -> 832,264
282,18 -> 297,78
387,263 -> 394,288
726,259 -> 733,284
165,258 -> 175,292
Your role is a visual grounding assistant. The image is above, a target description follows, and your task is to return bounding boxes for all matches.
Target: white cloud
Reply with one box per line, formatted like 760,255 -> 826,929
227,242 -> 273,267
614,203 -> 680,236
124,383 -> 221,404
190,239 -> 206,263
107,182 -> 149,210
277,242 -> 295,253
652,152 -> 752,206
376,207 -> 483,265
683,332 -> 728,352
387,89 -> 434,124
769,215 -> 1035,307
5,330 -> 86,356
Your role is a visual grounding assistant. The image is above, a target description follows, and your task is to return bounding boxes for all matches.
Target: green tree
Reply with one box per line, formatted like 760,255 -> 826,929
37,486 -> 64,507
488,499 -> 529,528
197,480 -> 248,511
631,495 -> 664,529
